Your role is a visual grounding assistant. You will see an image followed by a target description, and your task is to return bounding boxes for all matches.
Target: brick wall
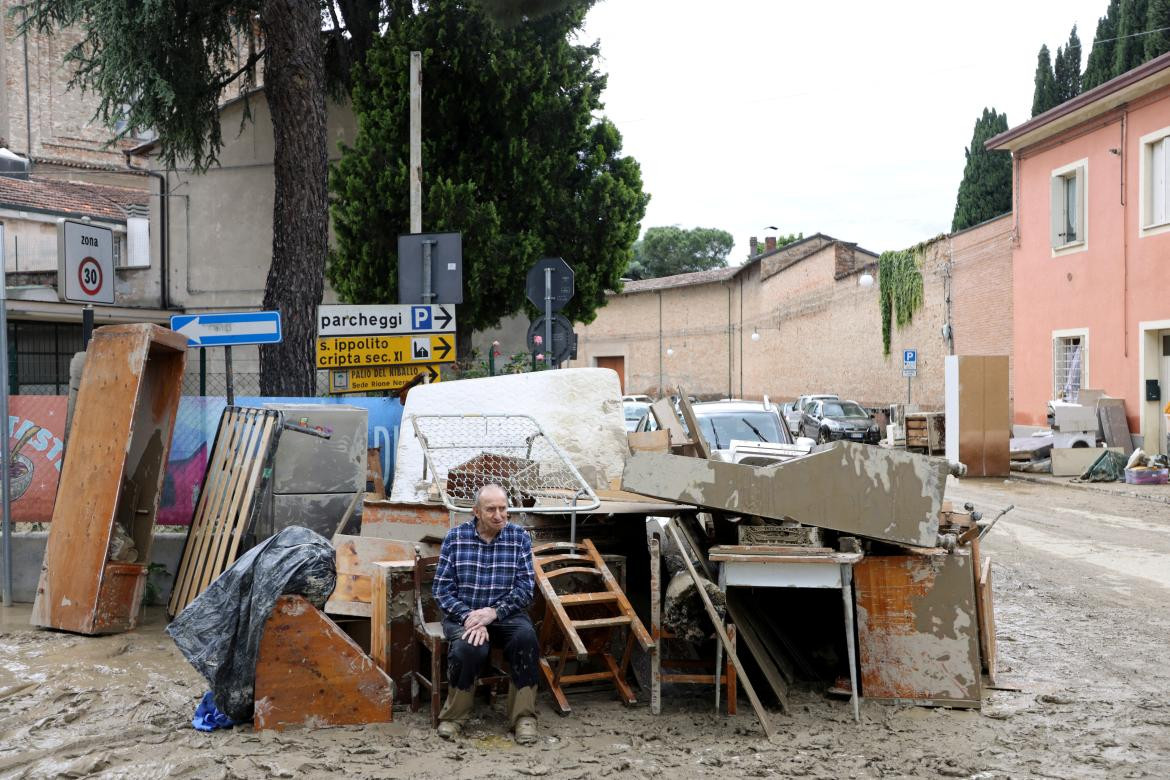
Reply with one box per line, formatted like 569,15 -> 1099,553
572,217 -> 1014,411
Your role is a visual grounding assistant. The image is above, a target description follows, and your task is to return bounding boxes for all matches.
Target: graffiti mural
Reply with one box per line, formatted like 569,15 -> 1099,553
6,396 -> 68,522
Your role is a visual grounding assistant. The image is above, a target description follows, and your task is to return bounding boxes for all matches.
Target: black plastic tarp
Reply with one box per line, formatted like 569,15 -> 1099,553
166,526 -> 337,721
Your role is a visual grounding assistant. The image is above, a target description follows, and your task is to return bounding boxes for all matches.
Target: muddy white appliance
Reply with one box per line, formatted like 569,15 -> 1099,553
259,404 -> 367,538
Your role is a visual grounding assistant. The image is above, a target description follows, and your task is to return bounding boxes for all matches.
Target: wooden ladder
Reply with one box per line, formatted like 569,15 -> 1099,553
533,539 -> 654,715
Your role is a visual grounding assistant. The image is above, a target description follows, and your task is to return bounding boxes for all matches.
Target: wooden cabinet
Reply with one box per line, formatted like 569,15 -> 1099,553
31,324 -> 187,634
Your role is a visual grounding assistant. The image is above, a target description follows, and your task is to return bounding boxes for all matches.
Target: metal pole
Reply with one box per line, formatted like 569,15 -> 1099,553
199,348 -> 206,396
0,263 -> 12,606
907,376 -> 911,405
544,268 -> 553,368
81,305 -> 94,349
421,240 -> 434,304
224,345 -> 234,406
409,51 -> 422,235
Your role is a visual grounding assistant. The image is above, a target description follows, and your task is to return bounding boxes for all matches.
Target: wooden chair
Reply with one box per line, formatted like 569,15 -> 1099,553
409,549 -> 509,727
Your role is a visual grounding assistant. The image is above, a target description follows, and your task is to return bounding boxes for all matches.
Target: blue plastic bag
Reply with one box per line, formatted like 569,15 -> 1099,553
192,690 -> 237,732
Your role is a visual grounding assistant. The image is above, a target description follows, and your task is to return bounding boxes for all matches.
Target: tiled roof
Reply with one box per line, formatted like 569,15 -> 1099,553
0,175 -> 149,221
618,265 -> 741,294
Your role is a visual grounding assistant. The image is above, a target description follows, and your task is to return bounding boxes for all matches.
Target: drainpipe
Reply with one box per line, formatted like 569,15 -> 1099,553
1120,109 -> 1129,359
125,153 -> 170,310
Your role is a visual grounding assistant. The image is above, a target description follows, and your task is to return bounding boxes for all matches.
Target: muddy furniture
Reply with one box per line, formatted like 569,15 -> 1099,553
533,539 -> 654,715
253,595 -> 395,730
409,550 -> 509,726
648,534 -> 736,715
31,324 -> 187,635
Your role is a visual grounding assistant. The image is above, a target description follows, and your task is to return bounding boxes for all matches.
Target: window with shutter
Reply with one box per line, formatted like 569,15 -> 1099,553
1143,132 -> 1170,230
1050,160 -> 1087,251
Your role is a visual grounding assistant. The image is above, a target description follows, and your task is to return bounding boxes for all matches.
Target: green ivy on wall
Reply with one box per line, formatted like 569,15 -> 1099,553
878,249 -> 924,356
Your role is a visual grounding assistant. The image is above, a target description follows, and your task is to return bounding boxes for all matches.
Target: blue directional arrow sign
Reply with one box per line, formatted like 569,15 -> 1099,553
170,311 -> 283,348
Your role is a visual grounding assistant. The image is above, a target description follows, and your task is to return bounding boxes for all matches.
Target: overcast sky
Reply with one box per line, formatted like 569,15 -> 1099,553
579,0 -> 1111,262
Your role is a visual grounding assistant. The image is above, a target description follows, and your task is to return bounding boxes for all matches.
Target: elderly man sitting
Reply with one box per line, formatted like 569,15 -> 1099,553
432,483 -> 540,744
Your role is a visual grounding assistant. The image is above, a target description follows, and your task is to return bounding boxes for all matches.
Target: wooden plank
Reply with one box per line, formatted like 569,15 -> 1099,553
665,521 -> 776,739
559,591 -> 619,605
649,398 -> 689,447
253,595 -> 394,731
366,447 -> 386,499
675,389 -> 712,459
725,593 -> 793,707
570,616 -> 632,629
853,553 -> 982,707
32,325 -> 186,634
628,430 -> 671,454
370,562 -> 393,675
324,535 -> 437,613
360,500 -> 451,541
977,555 -> 997,684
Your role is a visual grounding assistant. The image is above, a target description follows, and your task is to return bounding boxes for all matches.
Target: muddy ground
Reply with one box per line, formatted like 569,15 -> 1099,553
2,477 -> 1169,779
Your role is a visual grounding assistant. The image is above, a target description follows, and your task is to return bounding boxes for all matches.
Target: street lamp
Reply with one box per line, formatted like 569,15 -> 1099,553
666,347 -> 674,357
750,328 -> 760,342
858,271 -> 875,288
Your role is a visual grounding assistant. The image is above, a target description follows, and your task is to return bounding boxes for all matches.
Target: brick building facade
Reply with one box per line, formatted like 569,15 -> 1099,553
571,217 -> 1013,413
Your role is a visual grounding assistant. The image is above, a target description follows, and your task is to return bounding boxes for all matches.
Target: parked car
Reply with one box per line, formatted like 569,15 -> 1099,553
622,400 -> 651,432
784,393 -> 839,435
622,394 -> 652,404
635,398 -> 814,464
799,399 -> 880,444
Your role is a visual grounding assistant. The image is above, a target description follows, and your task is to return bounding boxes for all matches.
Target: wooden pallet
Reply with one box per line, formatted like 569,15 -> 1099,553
533,539 -> 654,714
168,407 -> 283,617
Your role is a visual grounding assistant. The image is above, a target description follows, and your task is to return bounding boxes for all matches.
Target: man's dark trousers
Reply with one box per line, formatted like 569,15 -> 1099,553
442,612 -> 541,690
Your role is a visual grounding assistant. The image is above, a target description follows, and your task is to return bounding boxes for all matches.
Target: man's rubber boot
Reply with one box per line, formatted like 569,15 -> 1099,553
436,686 -> 475,740
507,684 -> 538,745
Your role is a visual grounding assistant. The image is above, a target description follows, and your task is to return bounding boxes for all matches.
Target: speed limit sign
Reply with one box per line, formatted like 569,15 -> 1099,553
58,219 -> 114,304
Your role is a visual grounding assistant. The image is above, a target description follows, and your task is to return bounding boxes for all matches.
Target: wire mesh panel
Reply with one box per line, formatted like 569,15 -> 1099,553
411,414 -> 600,514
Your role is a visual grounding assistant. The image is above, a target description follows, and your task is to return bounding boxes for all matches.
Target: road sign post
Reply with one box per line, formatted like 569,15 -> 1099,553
902,348 -> 918,404
170,311 -> 283,403
57,219 -> 115,305
398,233 -> 463,305
527,258 -> 574,368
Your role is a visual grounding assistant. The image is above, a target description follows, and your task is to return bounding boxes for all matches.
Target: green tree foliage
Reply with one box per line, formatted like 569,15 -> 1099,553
1054,26 -> 1083,102
1145,0 -> 1170,58
328,0 -> 649,349
13,0 -> 389,395
624,226 -> 734,280
1032,45 -> 1059,116
1114,0 -> 1151,75
1084,0 -> 1121,89
951,108 -> 1012,232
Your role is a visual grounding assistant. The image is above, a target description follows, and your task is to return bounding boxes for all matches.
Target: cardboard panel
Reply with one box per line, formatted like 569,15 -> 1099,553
854,551 -> 981,707
1051,446 -> 1123,476
628,430 -> 670,453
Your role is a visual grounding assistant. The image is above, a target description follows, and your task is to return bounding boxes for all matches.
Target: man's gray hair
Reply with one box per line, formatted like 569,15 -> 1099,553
473,483 -> 509,507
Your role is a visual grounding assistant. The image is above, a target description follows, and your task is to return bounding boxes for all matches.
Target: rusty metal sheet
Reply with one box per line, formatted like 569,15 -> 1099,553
622,441 -> 945,547
853,551 -> 981,708
360,500 -> 451,541
31,324 -> 187,634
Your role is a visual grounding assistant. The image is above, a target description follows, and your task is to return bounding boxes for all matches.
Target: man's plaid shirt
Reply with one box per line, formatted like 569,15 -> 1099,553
433,519 -> 534,623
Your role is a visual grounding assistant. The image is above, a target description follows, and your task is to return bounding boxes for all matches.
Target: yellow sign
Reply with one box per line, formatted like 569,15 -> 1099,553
315,334 -> 455,368
329,364 -> 442,394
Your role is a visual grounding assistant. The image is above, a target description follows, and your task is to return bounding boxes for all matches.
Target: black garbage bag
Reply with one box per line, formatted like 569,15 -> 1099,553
166,526 -> 337,722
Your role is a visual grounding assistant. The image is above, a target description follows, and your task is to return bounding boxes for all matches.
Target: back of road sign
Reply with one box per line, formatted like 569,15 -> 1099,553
398,232 -> 463,305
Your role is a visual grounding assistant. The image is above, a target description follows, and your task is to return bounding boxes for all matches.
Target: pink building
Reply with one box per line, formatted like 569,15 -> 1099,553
989,53 -> 1170,454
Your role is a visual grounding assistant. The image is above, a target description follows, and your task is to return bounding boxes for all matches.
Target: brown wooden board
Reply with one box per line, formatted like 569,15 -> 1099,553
360,500 -> 451,540
725,592 -> 791,710
31,324 -> 187,634
853,552 -> 982,707
675,389 -> 712,459
649,398 -> 689,448
253,595 -> 395,731
628,430 -> 671,454
977,555 -> 997,684
366,447 -> 386,499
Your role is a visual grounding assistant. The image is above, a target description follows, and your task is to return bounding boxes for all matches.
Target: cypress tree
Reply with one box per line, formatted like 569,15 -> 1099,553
952,108 -> 1013,232
1115,0 -> 1151,75
1059,26 -> 1083,101
1084,0 -> 1121,89
1146,0 -> 1170,58
1032,46 -> 1059,116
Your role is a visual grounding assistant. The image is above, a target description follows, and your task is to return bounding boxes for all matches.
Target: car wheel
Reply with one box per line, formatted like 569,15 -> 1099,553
817,428 -> 830,445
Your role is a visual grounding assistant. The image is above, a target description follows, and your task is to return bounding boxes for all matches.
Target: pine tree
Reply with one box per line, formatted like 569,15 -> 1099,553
1084,0 -> 1121,89
1146,0 -> 1170,58
952,108 -> 1013,232
1032,46 -> 1059,116
1055,26 -> 1083,102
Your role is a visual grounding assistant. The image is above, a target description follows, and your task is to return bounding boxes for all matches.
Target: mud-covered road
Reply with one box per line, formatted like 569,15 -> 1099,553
2,477 -> 1168,779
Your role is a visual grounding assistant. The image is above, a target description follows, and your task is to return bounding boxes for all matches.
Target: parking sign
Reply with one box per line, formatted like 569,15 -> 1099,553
902,349 -> 918,377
